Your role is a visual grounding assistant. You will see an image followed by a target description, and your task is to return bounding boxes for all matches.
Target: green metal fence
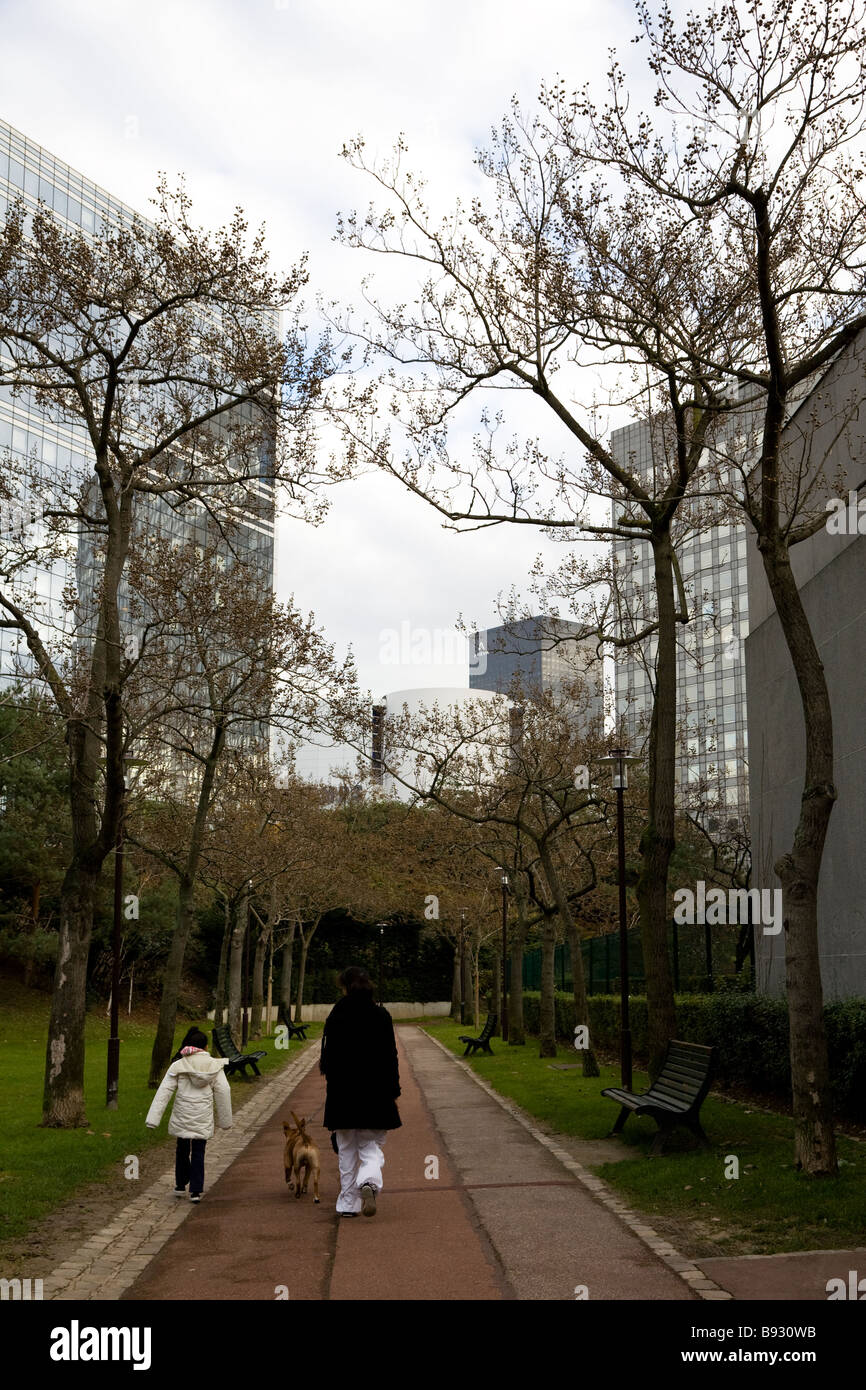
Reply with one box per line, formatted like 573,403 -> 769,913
521,920 -> 755,994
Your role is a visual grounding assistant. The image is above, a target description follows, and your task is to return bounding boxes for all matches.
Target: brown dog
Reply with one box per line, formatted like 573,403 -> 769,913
288,1111 -> 320,1203
283,1118 -> 302,1189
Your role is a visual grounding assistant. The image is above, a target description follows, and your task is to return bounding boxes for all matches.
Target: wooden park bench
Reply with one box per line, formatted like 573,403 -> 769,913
277,1002 -> 309,1040
458,1013 -> 497,1057
211,1024 -> 267,1079
601,1039 -> 715,1155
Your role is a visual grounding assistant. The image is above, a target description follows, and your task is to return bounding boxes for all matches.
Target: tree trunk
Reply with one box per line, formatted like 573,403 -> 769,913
760,535 -> 837,1175
635,529 -> 679,1078
538,840 -> 599,1075
42,640 -> 123,1123
250,917 -> 267,1040
214,896 -> 233,1026
508,897 -> 529,1045
492,950 -> 502,1035
40,473 -> 131,1127
450,944 -> 461,1020
148,720 -> 226,1086
228,896 -> 247,1038
464,950 -> 475,1028
280,920 -> 296,1012
294,931 -> 310,1025
539,917 -> 557,1058
41,863 -> 98,1126
148,875 -> 196,1087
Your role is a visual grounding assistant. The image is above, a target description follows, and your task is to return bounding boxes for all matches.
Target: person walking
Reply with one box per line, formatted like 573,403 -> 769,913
320,966 -> 401,1218
146,1027 -> 232,1202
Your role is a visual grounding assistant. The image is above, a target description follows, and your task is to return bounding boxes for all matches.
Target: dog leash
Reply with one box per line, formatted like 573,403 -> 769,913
284,1103 -> 325,1126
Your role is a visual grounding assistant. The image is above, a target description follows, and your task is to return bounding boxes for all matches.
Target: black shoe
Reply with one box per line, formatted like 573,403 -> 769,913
360,1183 -> 377,1218
174,1188 -> 186,1198
190,1193 -> 202,1203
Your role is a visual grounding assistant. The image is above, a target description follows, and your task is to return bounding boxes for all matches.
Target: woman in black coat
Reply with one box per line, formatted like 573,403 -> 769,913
319,966 -> 401,1217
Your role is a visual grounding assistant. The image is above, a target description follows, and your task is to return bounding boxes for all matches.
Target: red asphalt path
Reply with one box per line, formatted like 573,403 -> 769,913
122,1029 -> 508,1301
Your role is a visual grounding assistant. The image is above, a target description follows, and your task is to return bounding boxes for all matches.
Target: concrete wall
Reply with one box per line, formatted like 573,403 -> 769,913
745,338 -> 866,1000
209,1002 -> 452,1025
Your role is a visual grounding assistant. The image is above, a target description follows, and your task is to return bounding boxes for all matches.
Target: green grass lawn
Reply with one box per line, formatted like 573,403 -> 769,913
0,977 -> 320,1243
422,1018 -> 866,1257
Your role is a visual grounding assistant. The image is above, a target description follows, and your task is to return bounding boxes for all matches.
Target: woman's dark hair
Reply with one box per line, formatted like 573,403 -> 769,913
171,1026 -> 208,1061
338,966 -> 374,995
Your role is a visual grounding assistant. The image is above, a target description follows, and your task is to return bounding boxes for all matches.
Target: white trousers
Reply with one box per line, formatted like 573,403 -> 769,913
335,1128 -> 387,1214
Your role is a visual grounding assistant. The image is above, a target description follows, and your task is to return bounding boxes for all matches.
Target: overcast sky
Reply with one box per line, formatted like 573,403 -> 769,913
2,0 -> 651,711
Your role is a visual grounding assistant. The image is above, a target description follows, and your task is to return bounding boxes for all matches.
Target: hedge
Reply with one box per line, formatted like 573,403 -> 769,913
520,991 -> 866,1122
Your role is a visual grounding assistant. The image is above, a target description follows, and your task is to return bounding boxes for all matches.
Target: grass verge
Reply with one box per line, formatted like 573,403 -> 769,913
421,1018 -> 866,1257
0,976 -> 320,1243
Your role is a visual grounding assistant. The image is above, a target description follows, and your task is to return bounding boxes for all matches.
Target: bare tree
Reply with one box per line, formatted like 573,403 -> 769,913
351,681 -> 614,1069
328,108 -> 740,1082
126,534 -> 355,1082
542,0 -> 866,1174
331,0 -> 866,1173
0,182 -> 328,1125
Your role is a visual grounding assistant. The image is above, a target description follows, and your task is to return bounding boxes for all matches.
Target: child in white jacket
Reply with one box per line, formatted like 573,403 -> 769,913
146,1028 -> 232,1202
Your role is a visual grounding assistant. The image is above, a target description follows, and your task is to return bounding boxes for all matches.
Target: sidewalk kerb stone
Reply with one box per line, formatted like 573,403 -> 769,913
43,1040 -> 321,1300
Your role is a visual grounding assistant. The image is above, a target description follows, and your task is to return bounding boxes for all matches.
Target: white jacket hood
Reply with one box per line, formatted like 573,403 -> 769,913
172,1052 -> 230,1087
146,1049 -> 233,1140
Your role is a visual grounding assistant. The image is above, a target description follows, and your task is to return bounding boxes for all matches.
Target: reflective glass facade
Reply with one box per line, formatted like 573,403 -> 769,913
610,418 -> 751,819
470,616 -> 604,730
0,119 -> 275,735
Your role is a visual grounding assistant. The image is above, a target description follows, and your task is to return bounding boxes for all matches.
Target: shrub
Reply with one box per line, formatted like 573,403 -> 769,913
520,991 -> 866,1121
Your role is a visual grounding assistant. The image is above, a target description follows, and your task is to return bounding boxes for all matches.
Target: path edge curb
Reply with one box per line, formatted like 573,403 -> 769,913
43,1040 -> 322,1301
418,1027 -> 733,1302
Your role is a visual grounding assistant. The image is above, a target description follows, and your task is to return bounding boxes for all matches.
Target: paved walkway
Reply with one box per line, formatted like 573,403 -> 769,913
43,1042 -> 322,1301
122,1026 -> 507,1301
42,1025 -> 858,1303
116,1027 -> 698,1302
696,1249 -> 866,1300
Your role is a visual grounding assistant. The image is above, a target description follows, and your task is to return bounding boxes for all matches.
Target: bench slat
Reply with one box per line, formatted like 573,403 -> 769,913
650,1078 -> 697,1100
664,1060 -> 710,1076
650,1076 -> 703,1096
655,1067 -> 708,1089
602,1039 -> 715,1152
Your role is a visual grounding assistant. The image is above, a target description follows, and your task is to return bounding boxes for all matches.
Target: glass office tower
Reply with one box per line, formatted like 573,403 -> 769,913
610,418 -> 751,820
470,616 -> 604,725
0,119 -> 276,721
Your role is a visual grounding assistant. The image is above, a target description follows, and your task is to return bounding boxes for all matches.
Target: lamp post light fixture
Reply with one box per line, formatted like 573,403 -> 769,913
598,748 -> 639,1092
495,868 -> 509,1043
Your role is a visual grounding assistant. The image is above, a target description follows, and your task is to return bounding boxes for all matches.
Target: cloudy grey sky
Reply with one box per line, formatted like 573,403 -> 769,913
2,0 -> 647,708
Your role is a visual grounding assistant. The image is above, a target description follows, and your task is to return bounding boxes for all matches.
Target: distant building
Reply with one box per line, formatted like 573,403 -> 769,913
745,333 -> 866,1001
0,118 -> 275,767
610,417 -> 751,820
470,616 -> 603,728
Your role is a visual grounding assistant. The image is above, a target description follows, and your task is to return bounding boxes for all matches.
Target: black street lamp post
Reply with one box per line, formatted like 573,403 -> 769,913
459,909 -> 466,1025
376,922 -> 386,1004
496,868 -> 509,1042
106,786 -> 125,1110
106,752 -> 146,1110
241,880 -> 252,1047
599,748 -> 638,1093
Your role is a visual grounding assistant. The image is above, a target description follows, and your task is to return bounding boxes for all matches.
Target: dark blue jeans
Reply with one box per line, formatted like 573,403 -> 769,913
175,1138 -> 206,1195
